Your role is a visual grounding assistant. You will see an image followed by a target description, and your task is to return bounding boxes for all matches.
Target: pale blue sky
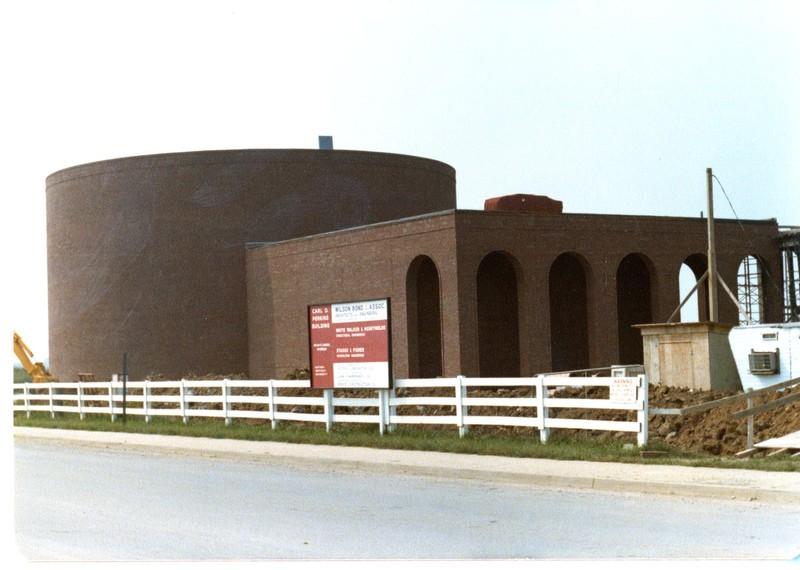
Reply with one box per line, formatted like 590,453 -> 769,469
4,0 -> 798,357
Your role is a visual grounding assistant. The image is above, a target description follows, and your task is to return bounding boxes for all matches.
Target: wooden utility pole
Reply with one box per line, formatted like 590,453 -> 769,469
706,167 -> 718,322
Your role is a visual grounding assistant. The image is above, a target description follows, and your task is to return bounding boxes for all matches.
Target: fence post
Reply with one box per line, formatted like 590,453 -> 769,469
144,380 -> 151,423
24,383 -> 31,418
47,384 -> 55,418
323,389 -> 334,432
78,383 -> 85,420
379,389 -> 387,435
536,374 -> 550,443
180,379 -> 188,424
110,375 -> 117,422
269,380 -> 278,429
378,388 -> 396,435
388,387 -> 397,433
746,388 -> 754,449
456,376 -> 468,437
637,375 -> 649,447
222,378 -> 231,426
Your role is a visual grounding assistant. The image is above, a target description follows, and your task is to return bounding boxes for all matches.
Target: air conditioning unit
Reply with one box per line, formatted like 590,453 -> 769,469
730,323 -> 798,390
748,349 -> 779,375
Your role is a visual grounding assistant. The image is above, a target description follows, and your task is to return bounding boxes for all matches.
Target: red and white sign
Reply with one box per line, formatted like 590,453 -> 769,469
609,377 -> 638,403
308,298 -> 392,389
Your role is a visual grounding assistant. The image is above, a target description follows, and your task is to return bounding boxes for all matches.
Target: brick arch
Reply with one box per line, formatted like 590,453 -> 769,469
616,253 -> 655,365
406,255 -> 443,378
476,251 -> 522,377
549,252 -> 592,372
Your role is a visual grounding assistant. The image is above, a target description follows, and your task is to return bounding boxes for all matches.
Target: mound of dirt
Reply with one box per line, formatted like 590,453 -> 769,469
646,383 -> 800,456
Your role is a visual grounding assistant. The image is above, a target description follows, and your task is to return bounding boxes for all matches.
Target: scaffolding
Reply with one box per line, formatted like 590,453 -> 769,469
780,228 -> 800,322
737,255 -> 764,325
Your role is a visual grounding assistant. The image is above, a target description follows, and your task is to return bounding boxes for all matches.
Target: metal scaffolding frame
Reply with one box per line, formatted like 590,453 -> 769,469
737,255 -> 764,325
782,241 -> 800,322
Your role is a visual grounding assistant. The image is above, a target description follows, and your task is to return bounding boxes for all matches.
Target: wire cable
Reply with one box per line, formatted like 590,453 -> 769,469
712,174 -> 786,310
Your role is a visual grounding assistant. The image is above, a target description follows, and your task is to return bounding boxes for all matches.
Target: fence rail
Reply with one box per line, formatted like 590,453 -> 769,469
12,374 -> 650,445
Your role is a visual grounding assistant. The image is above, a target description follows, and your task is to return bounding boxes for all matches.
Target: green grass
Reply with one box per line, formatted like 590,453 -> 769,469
14,411 -> 799,472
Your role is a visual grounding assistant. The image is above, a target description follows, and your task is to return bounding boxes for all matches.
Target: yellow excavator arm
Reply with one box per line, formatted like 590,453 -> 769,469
13,331 -> 53,383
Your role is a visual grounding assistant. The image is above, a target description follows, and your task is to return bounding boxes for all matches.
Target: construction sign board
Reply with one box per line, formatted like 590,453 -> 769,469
308,298 -> 392,389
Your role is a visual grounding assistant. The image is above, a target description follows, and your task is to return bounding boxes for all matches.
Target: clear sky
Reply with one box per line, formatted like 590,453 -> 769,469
4,0 -> 799,359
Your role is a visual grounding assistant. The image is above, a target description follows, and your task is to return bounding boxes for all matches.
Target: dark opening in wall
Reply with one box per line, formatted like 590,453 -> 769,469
616,253 -> 653,365
549,252 -> 590,372
406,256 -> 443,378
477,252 -> 521,377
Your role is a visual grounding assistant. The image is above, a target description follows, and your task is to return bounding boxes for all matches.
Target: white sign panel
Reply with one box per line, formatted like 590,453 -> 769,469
331,300 -> 388,323
609,377 -> 638,403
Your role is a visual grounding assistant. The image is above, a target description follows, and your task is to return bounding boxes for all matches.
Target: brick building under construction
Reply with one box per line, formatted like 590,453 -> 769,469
46,148 -> 795,381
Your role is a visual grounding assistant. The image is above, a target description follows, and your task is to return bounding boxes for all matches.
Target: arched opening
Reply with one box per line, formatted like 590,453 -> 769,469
616,254 -> 653,365
476,252 -> 520,377
549,253 -> 590,372
737,255 -> 764,324
679,254 -> 709,322
406,256 -> 443,378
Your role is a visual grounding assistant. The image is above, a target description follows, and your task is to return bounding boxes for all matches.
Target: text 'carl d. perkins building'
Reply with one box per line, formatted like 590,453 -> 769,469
46,145 -> 792,382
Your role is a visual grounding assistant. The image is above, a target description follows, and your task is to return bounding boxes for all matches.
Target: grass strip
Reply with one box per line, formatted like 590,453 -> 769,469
13,412 -> 799,472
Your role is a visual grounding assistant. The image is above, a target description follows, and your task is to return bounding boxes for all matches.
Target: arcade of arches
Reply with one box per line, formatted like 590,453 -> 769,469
405,250 -> 777,378
246,209 -> 785,382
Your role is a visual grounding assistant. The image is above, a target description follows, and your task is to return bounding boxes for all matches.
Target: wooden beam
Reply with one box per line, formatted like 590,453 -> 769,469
732,391 -> 800,419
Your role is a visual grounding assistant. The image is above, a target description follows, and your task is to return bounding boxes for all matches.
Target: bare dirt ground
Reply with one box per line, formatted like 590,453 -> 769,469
645,383 -> 800,456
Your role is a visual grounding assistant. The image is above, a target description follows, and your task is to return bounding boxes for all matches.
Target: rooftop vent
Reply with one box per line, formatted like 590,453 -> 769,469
484,194 -> 563,214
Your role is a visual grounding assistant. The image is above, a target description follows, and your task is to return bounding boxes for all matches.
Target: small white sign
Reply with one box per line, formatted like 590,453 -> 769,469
610,377 -> 638,403
331,300 -> 388,323
333,362 -> 390,388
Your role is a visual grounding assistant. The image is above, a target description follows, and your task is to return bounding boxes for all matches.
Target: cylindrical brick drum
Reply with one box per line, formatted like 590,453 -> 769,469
47,149 -> 456,380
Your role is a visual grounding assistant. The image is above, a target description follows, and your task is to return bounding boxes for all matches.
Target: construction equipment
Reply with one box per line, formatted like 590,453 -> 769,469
13,331 -> 53,383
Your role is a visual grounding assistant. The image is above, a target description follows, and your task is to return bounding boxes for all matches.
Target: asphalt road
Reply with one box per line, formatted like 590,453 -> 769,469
13,438 -> 800,561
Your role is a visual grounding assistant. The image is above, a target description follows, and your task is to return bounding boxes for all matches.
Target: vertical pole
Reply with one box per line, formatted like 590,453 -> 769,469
24,383 -> 30,418
456,376 -> 469,437
78,383 -> 85,420
269,381 -> 278,430
110,376 -> 117,422
180,379 -> 188,424
389,387 -> 397,433
323,389 -> 334,432
223,378 -> 232,426
48,384 -> 55,418
707,167 -> 719,322
378,389 -> 387,435
385,387 -> 397,434
637,374 -> 649,447
747,389 -> 754,449
122,352 -> 128,423
536,374 -> 550,443
144,380 -> 151,423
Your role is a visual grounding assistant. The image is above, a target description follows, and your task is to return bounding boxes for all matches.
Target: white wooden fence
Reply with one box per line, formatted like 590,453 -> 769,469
13,374 -> 649,446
